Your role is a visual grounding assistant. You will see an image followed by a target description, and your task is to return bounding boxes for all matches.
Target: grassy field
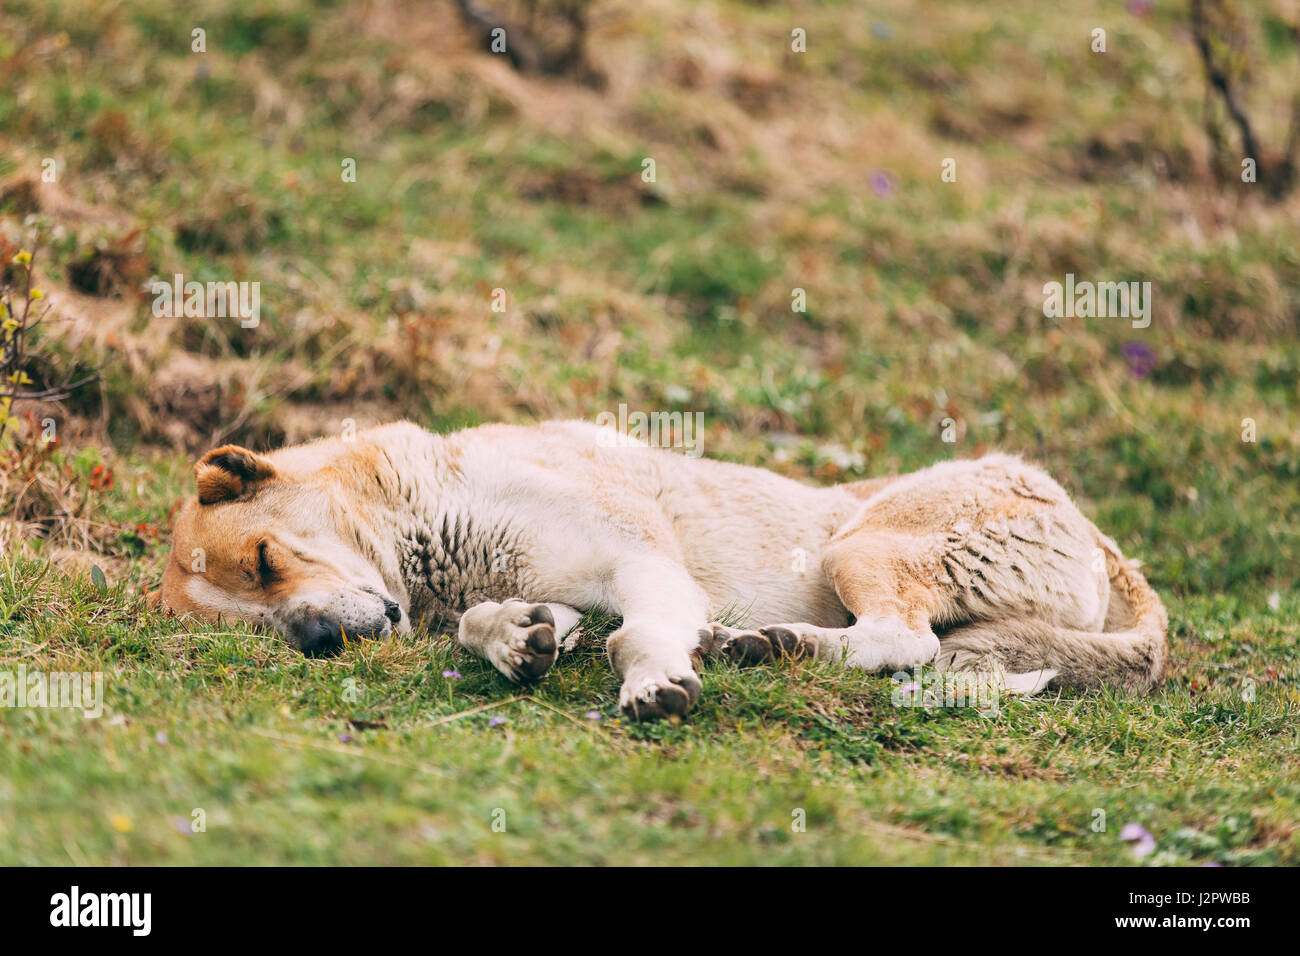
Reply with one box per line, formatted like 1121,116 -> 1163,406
1,0 -> 1298,865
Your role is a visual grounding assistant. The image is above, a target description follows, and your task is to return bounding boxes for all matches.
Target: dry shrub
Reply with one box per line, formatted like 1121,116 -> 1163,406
1,242 -> 107,554
0,411 -> 119,555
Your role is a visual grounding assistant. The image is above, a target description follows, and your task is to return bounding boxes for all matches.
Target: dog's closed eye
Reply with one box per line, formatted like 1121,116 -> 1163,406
241,540 -> 277,585
256,540 -> 277,584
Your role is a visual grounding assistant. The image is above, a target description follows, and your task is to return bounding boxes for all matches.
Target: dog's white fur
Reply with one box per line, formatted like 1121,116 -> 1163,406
159,420 -> 1169,720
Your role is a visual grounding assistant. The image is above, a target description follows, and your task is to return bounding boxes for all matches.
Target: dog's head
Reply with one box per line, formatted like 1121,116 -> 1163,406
157,443 -> 408,655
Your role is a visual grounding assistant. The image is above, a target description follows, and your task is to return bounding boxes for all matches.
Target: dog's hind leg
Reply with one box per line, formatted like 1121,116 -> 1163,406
702,532 -> 942,673
705,455 -> 1168,696
932,536 -> 1168,694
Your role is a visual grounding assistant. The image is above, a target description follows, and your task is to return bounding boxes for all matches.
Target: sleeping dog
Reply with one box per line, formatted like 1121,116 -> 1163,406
157,420 -> 1168,720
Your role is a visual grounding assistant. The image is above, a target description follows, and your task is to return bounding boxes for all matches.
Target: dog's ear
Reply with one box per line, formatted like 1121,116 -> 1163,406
195,445 -> 278,504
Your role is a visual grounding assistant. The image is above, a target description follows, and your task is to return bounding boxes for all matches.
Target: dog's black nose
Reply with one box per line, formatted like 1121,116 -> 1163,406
300,615 -> 345,657
383,599 -> 402,624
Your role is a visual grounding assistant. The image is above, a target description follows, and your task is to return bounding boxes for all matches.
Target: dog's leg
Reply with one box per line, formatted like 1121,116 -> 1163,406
704,455 -> 1149,694
458,600 -> 579,682
702,533 -> 941,673
606,556 -> 709,721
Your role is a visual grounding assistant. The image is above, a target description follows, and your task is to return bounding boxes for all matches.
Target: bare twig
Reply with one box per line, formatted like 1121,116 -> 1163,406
1189,0 -> 1298,198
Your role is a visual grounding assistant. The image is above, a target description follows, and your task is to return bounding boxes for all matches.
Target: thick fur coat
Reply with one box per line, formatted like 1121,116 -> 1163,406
159,420 -> 1169,720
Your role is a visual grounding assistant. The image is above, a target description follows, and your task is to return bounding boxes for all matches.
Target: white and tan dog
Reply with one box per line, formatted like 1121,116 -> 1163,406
158,420 -> 1168,720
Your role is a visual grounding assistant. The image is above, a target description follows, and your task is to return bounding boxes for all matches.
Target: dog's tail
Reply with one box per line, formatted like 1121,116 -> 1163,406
936,534 -> 1169,695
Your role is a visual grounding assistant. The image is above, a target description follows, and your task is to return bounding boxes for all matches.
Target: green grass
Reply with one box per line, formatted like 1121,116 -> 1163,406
2,556 -> 1297,865
1,0 -> 1299,864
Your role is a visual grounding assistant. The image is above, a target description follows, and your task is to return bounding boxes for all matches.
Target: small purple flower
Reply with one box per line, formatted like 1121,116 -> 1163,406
442,669 -> 462,679
155,731 -> 169,745
585,710 -> 602,721
900,682 -> 922,695
488,716 -> 507,728
869,170 -> 893,198
1119,822 -> 1156,858
338,732 -> 353,744
168,817 -> 193,836
1122,341 -> 1156,379
1127,0 -> 1154,16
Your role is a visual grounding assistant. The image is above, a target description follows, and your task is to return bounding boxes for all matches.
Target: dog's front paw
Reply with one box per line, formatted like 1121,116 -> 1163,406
618,668 -> 702,722
461,600 -> 558,682
493,601 -> 559,681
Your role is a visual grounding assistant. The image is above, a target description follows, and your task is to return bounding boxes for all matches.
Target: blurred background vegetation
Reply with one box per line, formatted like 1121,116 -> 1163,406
0,0 -> 1297,597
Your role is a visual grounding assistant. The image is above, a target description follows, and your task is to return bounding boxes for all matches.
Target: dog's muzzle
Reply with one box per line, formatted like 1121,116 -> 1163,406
296,604 -> 400,657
